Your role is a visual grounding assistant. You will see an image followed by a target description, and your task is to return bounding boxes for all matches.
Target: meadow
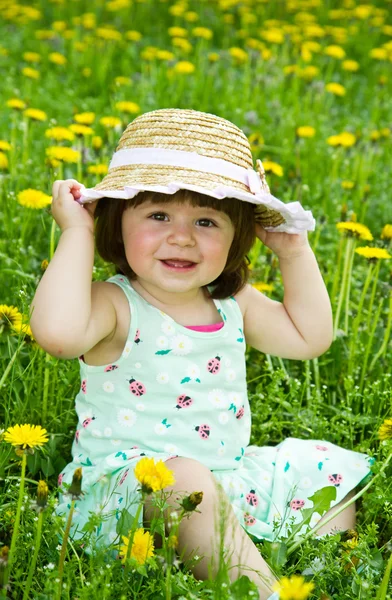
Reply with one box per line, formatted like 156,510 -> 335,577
0,0 -> 392,598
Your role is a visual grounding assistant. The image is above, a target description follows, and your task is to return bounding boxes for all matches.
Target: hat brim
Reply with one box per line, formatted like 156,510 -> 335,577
77,181 -> 316,234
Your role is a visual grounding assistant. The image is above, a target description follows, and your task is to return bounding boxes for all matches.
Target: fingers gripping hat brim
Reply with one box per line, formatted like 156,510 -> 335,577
78,109 -> 316,234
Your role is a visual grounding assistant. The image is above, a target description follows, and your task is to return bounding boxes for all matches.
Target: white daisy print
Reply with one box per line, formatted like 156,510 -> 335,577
300,476 -> 313,489
123,343 -> 132,355
309,513 -> 321,528
228,391 -> 243,405
224,358 -> 231,367
156,336 -> 169,349
186,364 -> 200,379
136,403 -> 145,411
110,439 -> 122,446
164,442 -> 178,454
208,389 -> 227,408
156,372 -> 170,384
225,369 -> 236,382
161,321 -> 176,335
117,408 -> 137,428
217,446 -> 226,457
134,362 -> 142,369
170,334 -> 193,355
218,412 -> 229,425
103,381 -> 114,393
103,427 -> 112,437
155,423 -> 168,435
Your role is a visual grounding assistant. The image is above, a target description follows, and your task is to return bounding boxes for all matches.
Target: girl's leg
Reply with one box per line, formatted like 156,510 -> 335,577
144,457 -> 277,600
314,490 -> 356,535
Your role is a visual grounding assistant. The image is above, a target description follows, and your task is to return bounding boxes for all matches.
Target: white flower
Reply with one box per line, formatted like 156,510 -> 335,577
225,369 -> 236,382
103,381 -> 114,393
224,358 -> 231,367
123,343 -> 132,355
208,389 -> 227,408
164,442 -> 178,454
217,446 -> 226,456
228,391 -> 243,405
186,363 -> 200,379
309,512 -> 322,529
156,372 -> 170,384
300,476 -> 313,489
91,429 -> 102,438
155,423 -> 168,435
218,412 -> 229,425
117,408 -> 137,428
110,439 -> 122,446
161,321 -> 176,335
156,336 -> 169,349
103,427 -> 112,437
44,563 -> 55,570
170,334 -> 193,355
136,403 -> 145,411
302,556 -> 326,576
261,472 -> 272,486
134,362 -> 142,369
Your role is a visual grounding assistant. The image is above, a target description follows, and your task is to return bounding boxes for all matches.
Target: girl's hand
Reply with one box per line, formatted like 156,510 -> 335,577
51,179 -> 97,233
255,222 -> 311,260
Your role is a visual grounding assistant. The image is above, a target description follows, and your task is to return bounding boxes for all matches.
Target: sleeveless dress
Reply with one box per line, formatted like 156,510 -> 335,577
56,274 -> 372,549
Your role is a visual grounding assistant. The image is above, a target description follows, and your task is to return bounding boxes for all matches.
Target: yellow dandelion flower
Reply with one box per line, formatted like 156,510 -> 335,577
22,67 -> 40,80
0,152 -> 9,170
11,320 -> 35,340
45,127 -> 75,142
229,47 -> 248,62
327,133 -> 356,147
68,124 -> 94,136
82,68 -> 92,78
24,108 -> 47,122
17,189 -> 52,209
0,141 -> 11,151
326,82 -> 346,96
96,27 -> 122,41
134,457 -> 175,494
120,528 -> 154,565
379,418 -> 392,441
41,259 -> 49,270
45,146 -> 80,163
192,27 -> 213,40
262,160 -> 283,177
92,136 -> 103,149
273,574 -> 315,599
73,112 -> 95,125
341,181 -> 355,190
87,164 -> 108,175
125,30 -> 142,42
0,305 -> 23,332
36,480 -> 49,510
208,52 -> 220,62
355,247 -> 391,261
325,45 -> 346,59
99,116 -> 122,128
173,61 -> 195,74
370,48 -> 387,60
49,52 -> 67,65
380,128 -> 390,138
381,224 -> 392,240
115,101 -> 140,114
23,52 -> 41,63
298,65 -> 319,80
35,30 -> 56,40
342,59 -> 359,71
336,221 -> 373,241
252,282 -> 275,293
168,26 -> 187,38
6,98 -> 26,110
114,76 -> 132,86
52,20 -> 67,32
296,126 -> 316,138
4,424 -> 48,450
156,50 -> 175,61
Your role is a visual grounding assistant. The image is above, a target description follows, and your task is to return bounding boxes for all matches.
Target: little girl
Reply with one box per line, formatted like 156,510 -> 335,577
30,109 -> 371,600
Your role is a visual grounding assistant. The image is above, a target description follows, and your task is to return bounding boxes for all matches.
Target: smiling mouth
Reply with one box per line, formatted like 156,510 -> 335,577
160,259 -> 197,268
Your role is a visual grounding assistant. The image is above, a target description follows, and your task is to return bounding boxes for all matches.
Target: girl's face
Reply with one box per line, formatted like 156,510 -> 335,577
121,199 -> 235,303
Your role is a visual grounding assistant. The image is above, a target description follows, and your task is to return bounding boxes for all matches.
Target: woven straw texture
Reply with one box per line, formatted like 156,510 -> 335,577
94,108 -> 285,227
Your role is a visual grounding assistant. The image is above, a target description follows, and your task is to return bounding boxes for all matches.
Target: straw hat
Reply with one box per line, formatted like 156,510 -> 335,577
78,108 -> 315,234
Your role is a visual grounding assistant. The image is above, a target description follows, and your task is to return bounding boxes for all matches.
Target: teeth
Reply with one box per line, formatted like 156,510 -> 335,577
164,260 -> 193,267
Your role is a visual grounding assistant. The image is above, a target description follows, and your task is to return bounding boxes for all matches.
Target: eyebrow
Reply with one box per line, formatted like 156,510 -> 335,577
140,202 -> 231,222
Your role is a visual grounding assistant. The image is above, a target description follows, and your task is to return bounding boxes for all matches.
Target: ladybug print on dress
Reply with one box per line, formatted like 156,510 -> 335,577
328,473 -> 343,487
119,469 -> 129,486
134,329 -> 142,344
82,416 -> 96,428
195,424 -> 210,439
81,379 -> 87,394
58,473 -> 64,487
75,430 -> 80,444
104,364 -> 119,372
290,499 -> 305,511
127,377 -> 146,397
245,489 -> 259,507
207,356 -> 221,374
236,406 -> 245,420
176,394 -> 193,409
316,445 -> 329,451
244,513 -> 256,526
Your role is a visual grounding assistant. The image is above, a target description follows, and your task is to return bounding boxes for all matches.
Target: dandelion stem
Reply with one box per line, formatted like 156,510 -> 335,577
57,498 -> 75,599
42,352 -> 52,426
347,262 -> 375,376
365,260 -> 381,330
369,290 -> 392,371
359,298 -> 384,394
376,550 -> 392,600
287,450 -> 392,556
22,510 -> 44,600
0,342 -> 24,389
344,239 -> 356,332
7,452 -> 27,581
333,237 -> 354,339
123,501 -> 143,581
330,236 -> 344,306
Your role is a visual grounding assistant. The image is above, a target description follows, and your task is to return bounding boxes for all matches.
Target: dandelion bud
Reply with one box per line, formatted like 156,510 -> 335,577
0,546 -> 9,590
37,480 -> 49,509
180,491 -> 203,512
68,467 -> 83,500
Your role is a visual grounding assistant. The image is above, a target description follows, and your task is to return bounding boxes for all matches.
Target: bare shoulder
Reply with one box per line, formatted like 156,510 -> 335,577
233,283 -> 252,317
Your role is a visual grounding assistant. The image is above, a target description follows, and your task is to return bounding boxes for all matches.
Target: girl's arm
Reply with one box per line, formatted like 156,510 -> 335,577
238,230 -> 333,360
30,180 -> 116,359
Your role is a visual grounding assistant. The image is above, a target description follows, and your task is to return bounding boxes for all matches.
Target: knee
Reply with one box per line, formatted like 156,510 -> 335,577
166,457 -> 217,499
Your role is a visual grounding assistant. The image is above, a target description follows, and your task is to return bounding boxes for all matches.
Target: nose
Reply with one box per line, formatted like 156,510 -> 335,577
167,221 -> 196,247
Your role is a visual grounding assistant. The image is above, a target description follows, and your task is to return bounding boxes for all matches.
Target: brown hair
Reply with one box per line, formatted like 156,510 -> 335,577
94,189 -> 256,299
